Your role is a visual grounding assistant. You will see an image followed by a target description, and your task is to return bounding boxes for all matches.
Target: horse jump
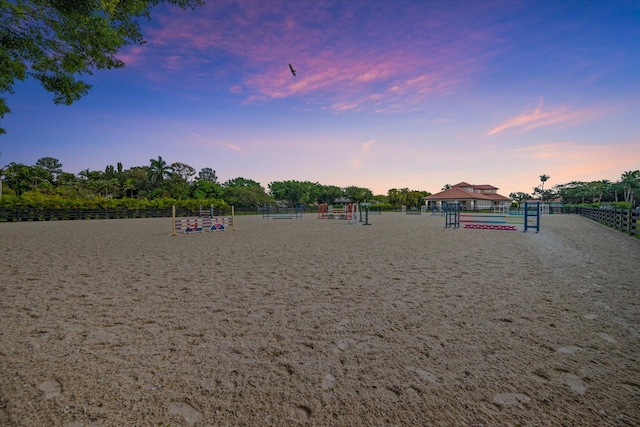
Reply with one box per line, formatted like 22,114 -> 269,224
445,202 -> 540,232
317,203 -> 358,220
262,205 -> 303,219
169,206 -> 236,235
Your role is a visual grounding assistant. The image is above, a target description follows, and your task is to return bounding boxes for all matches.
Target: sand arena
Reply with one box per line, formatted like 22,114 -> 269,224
1,213 -> 638,426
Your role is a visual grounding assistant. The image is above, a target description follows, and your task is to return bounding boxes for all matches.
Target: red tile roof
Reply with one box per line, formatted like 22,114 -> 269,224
425,187 -> 493,200
425,182 -> 511,201
472,184 -> 499,190
452,182 -> 473,187
482,193 -> 511,201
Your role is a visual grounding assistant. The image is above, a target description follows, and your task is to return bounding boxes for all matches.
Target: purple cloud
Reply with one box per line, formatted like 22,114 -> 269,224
119,1 -> 503,113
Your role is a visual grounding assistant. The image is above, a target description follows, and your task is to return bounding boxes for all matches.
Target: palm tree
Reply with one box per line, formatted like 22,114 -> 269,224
539,174 -> 550,201
621,170 -> 640,206
122,178 -> 136,198
148,156 -> 171,186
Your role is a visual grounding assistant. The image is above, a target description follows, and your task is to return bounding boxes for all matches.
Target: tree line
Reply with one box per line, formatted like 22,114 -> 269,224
0,156 -> 431,210
2,158 -> 637,211
509,171 -> 640,208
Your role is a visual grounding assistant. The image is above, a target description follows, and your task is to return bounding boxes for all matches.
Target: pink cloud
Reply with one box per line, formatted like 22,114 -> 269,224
362,140 -> 375,151
487,99 -> 604,136
120,1 -> 497,113
189,132 -> 241,153
116,45 -> 149,65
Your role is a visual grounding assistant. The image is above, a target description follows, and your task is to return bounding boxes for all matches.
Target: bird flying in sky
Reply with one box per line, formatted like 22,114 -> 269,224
289,63 -> 296,76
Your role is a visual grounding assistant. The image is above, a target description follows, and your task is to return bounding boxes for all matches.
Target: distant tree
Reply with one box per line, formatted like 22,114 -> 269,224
0,0 -> 204,134
223,177 -> 263,189
621,170 -> 640,207
56,172 -> 78,189
2,162 -> 34,195
35,157 -> 62,182
554,181 -> 607,205
371,194 -> 389,204
147,156 -> 171,185
316,185 -> 344,204
77,169 -> 91,182
120,166 -> 149,198
170,162 -> 195,196
387,188 -> 402,208
538,174 -> 550,200
509,192 -> 531,207
170,162 -> 196,183
122,178 -> 136,198
192,179 -> 223,199
198,167 -> 218,183
222,177 -> 270,208
387,188 -> 428,209
584,180 -> 611,204
104,165 -> 116,179
268,180 -> 320,206
344,186 -> 374,204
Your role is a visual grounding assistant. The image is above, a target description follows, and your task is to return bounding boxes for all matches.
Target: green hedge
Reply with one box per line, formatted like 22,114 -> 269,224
0,192 -> 229,212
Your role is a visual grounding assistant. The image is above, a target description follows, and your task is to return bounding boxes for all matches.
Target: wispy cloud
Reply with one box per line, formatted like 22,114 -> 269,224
190,132 -> 241,153
362,140 -> 375,151
487,99 -> 601,136
351,139 -> 376,169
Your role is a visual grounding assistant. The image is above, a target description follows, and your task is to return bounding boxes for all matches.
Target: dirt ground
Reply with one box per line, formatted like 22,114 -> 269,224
0,212 -> 638,426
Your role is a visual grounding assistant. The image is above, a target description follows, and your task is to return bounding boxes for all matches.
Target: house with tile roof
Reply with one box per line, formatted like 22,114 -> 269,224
424,182 -> 512,211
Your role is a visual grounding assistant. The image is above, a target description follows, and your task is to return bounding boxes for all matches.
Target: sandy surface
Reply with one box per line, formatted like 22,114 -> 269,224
1,213 -> 638,426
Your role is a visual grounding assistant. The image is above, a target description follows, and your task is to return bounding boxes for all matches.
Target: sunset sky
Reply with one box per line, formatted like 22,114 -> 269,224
1,0 -> 639,196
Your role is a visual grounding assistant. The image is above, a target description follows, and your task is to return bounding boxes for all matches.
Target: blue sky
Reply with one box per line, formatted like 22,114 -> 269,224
1,0 -> 639,196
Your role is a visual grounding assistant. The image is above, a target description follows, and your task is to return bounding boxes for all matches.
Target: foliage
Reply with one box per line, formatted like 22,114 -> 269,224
198,167 -> 218,183
0,0 -> 204,134
387,188 -> 430,209
509,192 -> 531,207
316,185 -> 344,204
364,202 -> 393,212
268,180 -> 319,206
532,174 -> 552,201
344,186 -> 373,204
609,201 -> 633,210
191,179 -> 223,199
2,157 -> 637,212
222,177 -> 271,208
147,156 -> 171,186
0,192 -> 229,212
620,170 -> 639,207
266,181 -> 376,206
552,173 -> 640,207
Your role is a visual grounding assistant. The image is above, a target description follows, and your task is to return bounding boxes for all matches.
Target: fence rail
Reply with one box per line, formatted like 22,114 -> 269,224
0,206 -> 276,222
578,207 -> 639,237
0,208 -> 193,222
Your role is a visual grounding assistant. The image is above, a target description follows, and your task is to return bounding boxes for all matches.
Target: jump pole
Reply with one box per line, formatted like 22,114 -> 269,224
363,205 -> 371,225
169,205 -> 180,236
524,201 -> 540,233
230,205 -> 238,230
